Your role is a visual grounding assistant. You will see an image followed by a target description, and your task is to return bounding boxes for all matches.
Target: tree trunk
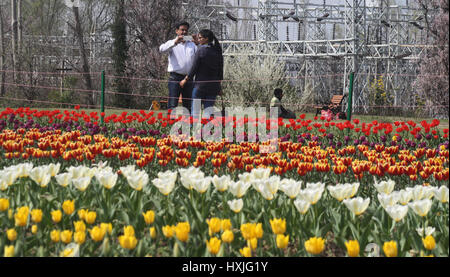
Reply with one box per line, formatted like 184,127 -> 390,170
11,0 -> 18,81
0,4 -> 5,96
72,6 -> 95,106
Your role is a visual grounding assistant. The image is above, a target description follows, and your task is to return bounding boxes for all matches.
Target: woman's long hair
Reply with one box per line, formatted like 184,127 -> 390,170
199,29 -> 222,54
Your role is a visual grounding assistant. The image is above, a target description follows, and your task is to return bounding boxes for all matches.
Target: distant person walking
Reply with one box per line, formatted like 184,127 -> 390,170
180,29 -> 224,120
159,21 -> 198,114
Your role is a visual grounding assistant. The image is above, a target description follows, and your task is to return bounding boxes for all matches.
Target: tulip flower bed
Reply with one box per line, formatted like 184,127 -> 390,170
0,107 -> 448,257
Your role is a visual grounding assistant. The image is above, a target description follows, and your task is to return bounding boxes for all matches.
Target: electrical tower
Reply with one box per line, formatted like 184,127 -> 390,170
183,0 -> 435,114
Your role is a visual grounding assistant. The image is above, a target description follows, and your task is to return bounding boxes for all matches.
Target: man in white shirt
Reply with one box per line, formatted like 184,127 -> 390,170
159,21 -> 198,114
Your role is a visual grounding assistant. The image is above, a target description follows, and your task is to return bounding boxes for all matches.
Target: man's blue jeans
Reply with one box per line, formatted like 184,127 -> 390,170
168,73 -> 193,113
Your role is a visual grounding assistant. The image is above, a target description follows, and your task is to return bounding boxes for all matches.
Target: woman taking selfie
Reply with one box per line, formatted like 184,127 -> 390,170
180,29 -> 224,121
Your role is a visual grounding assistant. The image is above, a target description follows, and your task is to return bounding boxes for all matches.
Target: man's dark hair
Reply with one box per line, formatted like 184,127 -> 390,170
274,88 -> 283,98
175,21 -> 190,29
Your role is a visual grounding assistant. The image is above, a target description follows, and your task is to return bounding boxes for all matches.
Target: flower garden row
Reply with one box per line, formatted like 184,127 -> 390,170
0,107 -> 448,257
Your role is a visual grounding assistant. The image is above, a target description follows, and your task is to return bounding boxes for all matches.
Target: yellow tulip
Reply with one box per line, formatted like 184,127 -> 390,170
305,237 -> 325,255
118,235 -> 138,250
383,241 -> 398,257
89,226 -> 106,242
175,222 -> 190,242
100,223 -> 113,235
142,210 -> 155,225
207,217 -> 222,235
7,229 -> 17,241
50,230 -> 61,243
31,209 -> 43,223
221,230 -> 234,243
254,223 -> 263,239
78,209 -> 88,221
14,206 -> 29,227
239,246 -> 252,257
206,237 -> 221,255
61,230 -> 73,244
74,231 -> 86,244
4,245 -> 14,257
150,227 -> 157,239
276,234 -> 289,249
31,224 -> 38,234
123,225 -> 135,237
270,218 -> 286,235
74,220 -> 86,232
422,235 -> 436,251
0,198 -> 9,212
240,223 -> 255,240
51,210 -> 62,223
85,211 -> 97,224
162,225 -> 175,238
345,240 -> 360,257
247,237 -> 258,250
221,219 -> 232,231
62,200 -> 75,215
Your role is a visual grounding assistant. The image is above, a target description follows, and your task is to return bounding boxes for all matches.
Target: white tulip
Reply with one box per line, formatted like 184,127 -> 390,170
373,179 -> 396,194
349,182 -> 360,197
257,182 -> 275,200
126,172 -> 149,191
411,185 -> 434,201
178,166 -> 202,179
238,172 -> 254,184
409,199 -> 433,217
60,243 -> 80,257
119,165 -> 136,178
250,167 -> 271,180
67,165 -> 91,179
433,186 -> 449,203
279,179 -> 302,199
211,175 -> 231,192
327,184 -> 354,201
15,163 -> 34,178
229,180 -> 252,198
343,197 -> 371,215
180,170 -> 204,190
95,171 -> 118,189
1,169 -> 20,187
47,163 -> 61,177
55,173 -> 73,188
152,177 -> 175,196
192,177 -> 211,193
157,170 -> 178,185
397,189 -> 413,205
29,166 -> 51,187
416,226 -> 435,237
305,182 -> 325,191
266,175 -> 280,195
72,177 -> 91,192
227,198 -> 244,213
377,192 -> 400,208
385,204 -> 408,222
297,187 -> 325,205
293,198 -> 311,214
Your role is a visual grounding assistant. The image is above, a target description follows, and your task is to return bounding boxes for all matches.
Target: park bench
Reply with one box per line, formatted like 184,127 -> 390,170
314,94 -> 347,118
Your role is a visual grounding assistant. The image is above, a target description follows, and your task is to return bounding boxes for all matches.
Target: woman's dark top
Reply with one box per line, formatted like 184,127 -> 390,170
187,43 -> 224,96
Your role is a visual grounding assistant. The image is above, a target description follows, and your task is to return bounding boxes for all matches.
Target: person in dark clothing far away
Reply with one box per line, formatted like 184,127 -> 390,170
180,29 -> 224,121
159,21 -> 198,114
270,88 -> 296,119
